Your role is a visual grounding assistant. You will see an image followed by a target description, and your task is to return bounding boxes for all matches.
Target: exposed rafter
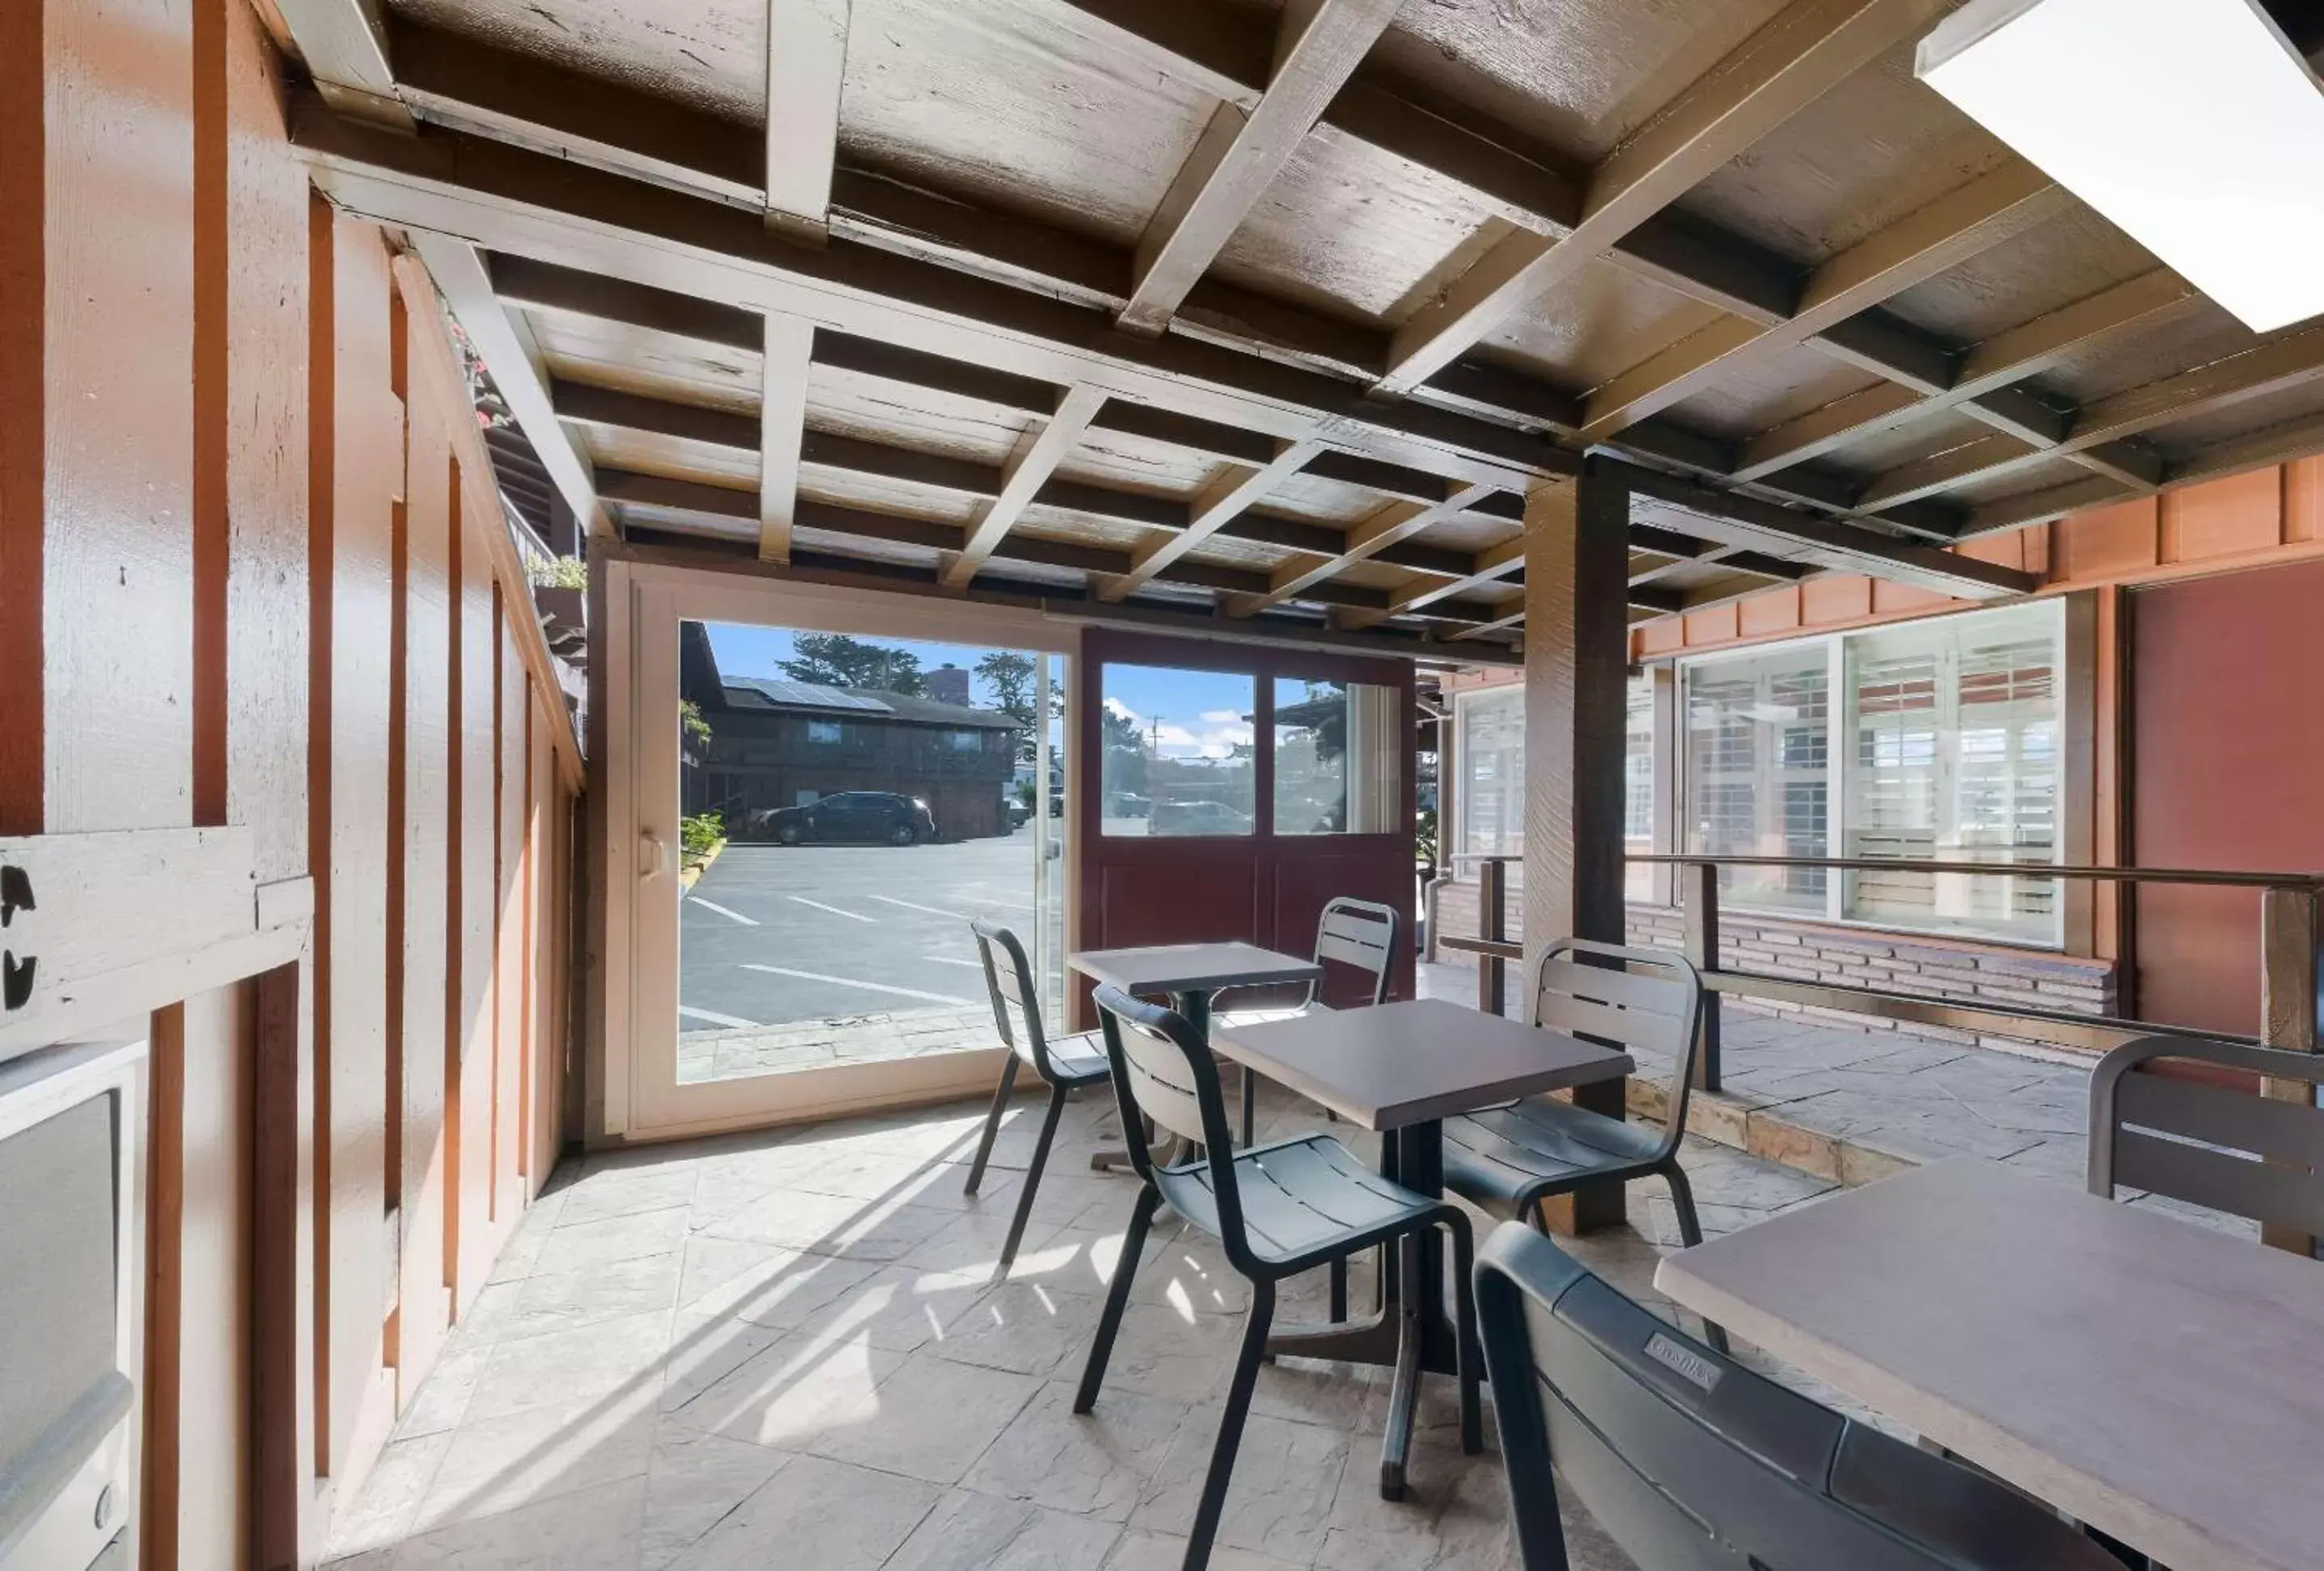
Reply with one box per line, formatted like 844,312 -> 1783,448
757,315 -> 814,562
1232,481 -> 1501,614
945,385 -> 1108,587
269,0 -> 412,128
1121,0 -> 1401,336
764,0 -> 852,240
1577,160 -> 2066,442
409,235 -> 606,537
1376,0 -> 1950,392
1099,438 -> 1326,601
1337,537 -> 1526,630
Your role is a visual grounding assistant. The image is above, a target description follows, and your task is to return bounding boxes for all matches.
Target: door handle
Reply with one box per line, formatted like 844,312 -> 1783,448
639,832 -> 672,879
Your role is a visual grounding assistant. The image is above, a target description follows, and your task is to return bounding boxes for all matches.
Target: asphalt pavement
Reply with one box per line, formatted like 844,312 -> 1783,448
678,828 -> 1065,1032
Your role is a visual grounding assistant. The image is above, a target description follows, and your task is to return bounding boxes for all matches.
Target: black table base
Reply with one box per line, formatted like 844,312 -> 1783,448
1262,1119 -> 1453,1500
1090,987 -> 1259,1170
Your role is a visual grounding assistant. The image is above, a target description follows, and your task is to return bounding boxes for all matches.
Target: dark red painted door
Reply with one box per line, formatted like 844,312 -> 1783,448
2130,559 -> 2324,1034
1069,629 -> 1417,1028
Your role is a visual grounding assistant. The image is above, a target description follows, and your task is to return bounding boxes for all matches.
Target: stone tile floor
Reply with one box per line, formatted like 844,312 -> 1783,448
679,1006 -> 990,1086
322,1079 -> 1853,1571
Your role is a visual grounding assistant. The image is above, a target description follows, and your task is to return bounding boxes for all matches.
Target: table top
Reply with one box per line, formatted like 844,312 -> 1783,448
1654,1159 -> 2324,1571
1208,998 -> 1632,1131
1068,942 -> 1322,997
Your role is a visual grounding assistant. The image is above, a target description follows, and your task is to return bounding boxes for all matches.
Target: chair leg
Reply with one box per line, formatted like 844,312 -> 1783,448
1074,1183 -> 1162,1414
995,1083 -> 1069,1280
1443,1219 -> 1483,1456
1183,1278 -> 1276,1571
1327,1258 -> 1347,1322
1240,1066 -> 1257,1149
962,1055 -> 1020,1196
1662,1163 -> 1730,1356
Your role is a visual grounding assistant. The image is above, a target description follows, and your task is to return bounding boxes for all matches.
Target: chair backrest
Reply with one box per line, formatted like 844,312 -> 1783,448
970,918 -> 1067,1082
1530,938 -> 1703,1161
2089,1034 -> 2324,1236
1473,1223 -> 2121,1571
1308,896 -> 1399,1008
1090,983 -> 1260,1267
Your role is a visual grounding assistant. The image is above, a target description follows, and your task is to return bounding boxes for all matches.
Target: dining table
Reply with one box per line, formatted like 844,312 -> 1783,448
1210,997 -> 1633,1500
1068,941 -> 1324,1158
1655,1158 -> 2324,1571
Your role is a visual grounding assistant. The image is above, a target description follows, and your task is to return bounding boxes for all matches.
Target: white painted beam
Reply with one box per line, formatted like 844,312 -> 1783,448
764,0 -> 852,239
758,314 -> 814,561
944,385 -> 1109,587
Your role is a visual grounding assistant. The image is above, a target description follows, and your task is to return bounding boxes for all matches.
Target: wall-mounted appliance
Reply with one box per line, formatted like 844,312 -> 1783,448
0,1038 -> 144,1571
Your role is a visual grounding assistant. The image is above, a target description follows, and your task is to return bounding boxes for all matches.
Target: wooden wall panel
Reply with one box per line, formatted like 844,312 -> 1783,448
492,614 -> 527,1238
396,384 -> 456,1402
319,212 -> 399,1483
0,0 -> 42,833
44,0 -> 196,831
453,430 -> 502,1310
173,980 -> 257,1571
224,0 -> 311,883
2159,468 -> 2281,563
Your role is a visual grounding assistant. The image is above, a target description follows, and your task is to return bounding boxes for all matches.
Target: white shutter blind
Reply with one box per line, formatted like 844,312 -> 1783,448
1683,646 -> 1828,914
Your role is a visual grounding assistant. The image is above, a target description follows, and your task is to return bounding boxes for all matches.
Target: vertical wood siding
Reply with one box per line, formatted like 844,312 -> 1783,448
0,2 -> 586,1563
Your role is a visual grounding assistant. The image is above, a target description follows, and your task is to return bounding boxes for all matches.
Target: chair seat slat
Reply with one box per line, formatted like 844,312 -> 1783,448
1535,957 -> 1691,1020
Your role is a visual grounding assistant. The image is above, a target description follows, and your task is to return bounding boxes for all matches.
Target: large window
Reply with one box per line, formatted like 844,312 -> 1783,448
1099,664 -> 1256,836
1456,685 -> 1525,860
1679,600 -> 2065,945
1624,675 -> 1655,902
1274,677 -> 1403,835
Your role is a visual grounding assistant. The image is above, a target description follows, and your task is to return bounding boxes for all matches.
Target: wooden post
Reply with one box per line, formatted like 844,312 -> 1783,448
1478,856 -> 1507,1018
2258,884 -> 2320,1256
1524,458 -> 1631,1233
1683,860 -> 1723,1093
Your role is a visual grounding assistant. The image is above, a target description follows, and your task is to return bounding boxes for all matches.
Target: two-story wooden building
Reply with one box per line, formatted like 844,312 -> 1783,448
678,622 -> 1023,839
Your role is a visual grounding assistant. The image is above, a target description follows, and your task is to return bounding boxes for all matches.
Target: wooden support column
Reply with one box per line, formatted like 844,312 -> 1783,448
2258,884 -> 2320,1256
1523,459 -> 1632,1232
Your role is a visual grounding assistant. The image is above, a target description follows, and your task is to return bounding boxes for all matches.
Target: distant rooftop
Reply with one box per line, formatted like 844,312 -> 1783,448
722,676 -> 1023,730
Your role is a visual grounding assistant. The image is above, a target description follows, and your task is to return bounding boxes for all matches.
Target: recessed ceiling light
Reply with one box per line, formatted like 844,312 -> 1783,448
1918,0 -> 2324,333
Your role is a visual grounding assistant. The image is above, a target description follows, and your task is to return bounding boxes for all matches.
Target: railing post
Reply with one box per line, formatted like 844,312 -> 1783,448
1479,857 -> 1507,1019
1683,861 -> 1722,1093
2259,884 -> 2321,1256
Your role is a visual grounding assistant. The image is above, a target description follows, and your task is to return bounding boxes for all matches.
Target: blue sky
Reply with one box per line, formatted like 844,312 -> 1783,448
702,624 -> 1254,759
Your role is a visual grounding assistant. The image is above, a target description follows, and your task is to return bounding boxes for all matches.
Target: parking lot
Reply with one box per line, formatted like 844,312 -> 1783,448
678,827 -> 1063,1034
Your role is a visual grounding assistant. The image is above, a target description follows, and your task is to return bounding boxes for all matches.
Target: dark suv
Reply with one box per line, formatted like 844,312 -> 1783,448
751,791 -> 937,847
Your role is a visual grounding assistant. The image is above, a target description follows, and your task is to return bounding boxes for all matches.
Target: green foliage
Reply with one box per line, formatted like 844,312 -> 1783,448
1415,807 -> 1438,870
680,811 -> 725,861
526,554 -> 588,590
781,632 -> 927,694
680,699 -> 713,749
975,650 -> 1057,764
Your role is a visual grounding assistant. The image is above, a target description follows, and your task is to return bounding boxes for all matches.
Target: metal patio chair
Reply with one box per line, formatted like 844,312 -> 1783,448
1214,895 -> 1402,1146
1079,983 -> 1480,1571
2089,1033 -> 2324,1236
961,918 -> 1111,1277
1441,936 -> 1726,1351
1475,1222 -> 2124,1571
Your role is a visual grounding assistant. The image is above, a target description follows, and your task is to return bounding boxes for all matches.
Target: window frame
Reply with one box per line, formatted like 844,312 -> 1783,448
1452,682 -> 1527,866
1670,597 -> 2075,950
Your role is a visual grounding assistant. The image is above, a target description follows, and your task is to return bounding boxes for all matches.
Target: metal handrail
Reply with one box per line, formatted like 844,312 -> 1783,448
1631,853 -> 2324,891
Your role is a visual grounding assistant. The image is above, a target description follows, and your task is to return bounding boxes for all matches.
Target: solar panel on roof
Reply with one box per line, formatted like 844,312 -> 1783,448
727,677 -> 894,713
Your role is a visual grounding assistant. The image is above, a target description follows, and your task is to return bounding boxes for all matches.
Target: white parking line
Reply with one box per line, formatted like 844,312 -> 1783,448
680,1004 -> 764,1029
688,897 -> 759,926
786,895 -> 875,924
739,964 -> 974,1006
923,954 -> 983,969
871,894 -> 969,920
953,885 -> 1036,911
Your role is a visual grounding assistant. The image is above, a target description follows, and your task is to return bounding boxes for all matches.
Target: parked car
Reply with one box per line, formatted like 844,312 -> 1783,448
752,791 -> 937,846
1151,798 -> 1253,836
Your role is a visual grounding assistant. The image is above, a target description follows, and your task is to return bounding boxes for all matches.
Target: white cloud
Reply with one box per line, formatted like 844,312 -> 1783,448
1198,708 -> 1245,724
1103,697 -> 1141,723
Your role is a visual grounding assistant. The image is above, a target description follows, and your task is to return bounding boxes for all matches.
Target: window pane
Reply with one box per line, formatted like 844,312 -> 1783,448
1844,601 -> 2062,942
1273,677 -> 1401,835
1100,664 -> 1255,836
1684,645 -> 1829,914
1624,673 -> 1653,902
1457,686 -> 1525,861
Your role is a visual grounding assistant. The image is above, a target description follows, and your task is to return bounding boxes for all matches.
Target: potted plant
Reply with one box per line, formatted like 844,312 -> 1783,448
528,553 -> 587,633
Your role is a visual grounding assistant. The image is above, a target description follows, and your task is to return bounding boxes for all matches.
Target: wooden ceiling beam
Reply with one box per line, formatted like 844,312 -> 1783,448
291,103 -> 1571,492
764,0 -> 851,240
1968,404 -> 2324,535
944,385 -> 1109,586
1861,322 -> 2324,512
1099,438 -> 1327,601
409,236 -> 607,538
268,0 -> 412,128
758,316 -> 813,562
1336,536 -> 1526,630
1577,160 -> 2066,442
1612,461 -> 2034,598
1376,0 -> 1949,393
1232,480 -> 1502,614
1121,0 -> 1401,335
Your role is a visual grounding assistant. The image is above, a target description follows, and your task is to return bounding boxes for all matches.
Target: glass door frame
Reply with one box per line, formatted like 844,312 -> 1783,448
597,554 -> 1079,1146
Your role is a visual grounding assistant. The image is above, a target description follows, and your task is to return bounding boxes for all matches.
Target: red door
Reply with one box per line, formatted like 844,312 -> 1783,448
1069,629 -> 1417,1027
2130,559 -> 2324,1034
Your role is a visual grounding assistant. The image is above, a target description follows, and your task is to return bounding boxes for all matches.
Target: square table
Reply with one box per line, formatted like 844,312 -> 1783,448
1070,942 -> 1324,1154
1212,997 -> 1633,1499
1656,1159 -> 2324,1571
